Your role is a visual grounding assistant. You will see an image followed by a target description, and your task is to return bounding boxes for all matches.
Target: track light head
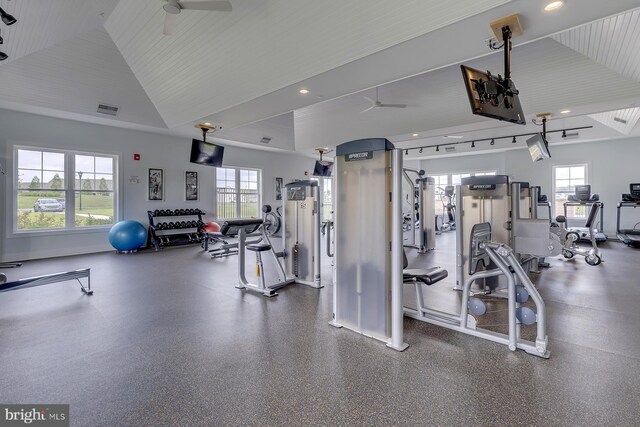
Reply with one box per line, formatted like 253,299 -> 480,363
436,146 -> 440,152
0,7 -> 16,26
0,51 -> 7,61
512,136 -> 517,144
405,149 -> 409,155
562,130 -> 567,138
471,141 -> 475,148
419,147 -> 423,153
490,139 -> 495,146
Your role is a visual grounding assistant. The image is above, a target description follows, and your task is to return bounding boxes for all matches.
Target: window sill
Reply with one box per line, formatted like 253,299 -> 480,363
9,226 -> 113,239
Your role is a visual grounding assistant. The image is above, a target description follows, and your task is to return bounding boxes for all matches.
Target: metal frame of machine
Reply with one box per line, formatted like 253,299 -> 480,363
330,139 -> 553,357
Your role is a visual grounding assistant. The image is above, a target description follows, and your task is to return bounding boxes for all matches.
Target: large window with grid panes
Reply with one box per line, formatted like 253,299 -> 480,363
553,164 -> 587,219
215,167 -> 261,219
14,146 -> 118,232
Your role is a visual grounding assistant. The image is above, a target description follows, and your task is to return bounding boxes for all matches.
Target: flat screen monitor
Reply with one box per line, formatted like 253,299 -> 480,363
189,139 -> 224,167
526,133 -> 551,162
461,65 -> 526,125
630,183 -> 640,197
312,160 -> 333,177
574,185 -> 591,201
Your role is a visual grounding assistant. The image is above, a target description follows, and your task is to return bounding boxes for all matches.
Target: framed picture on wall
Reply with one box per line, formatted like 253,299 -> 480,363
148,168 -> 164,201
275,177 -> 283,201
186,171 -> 198,201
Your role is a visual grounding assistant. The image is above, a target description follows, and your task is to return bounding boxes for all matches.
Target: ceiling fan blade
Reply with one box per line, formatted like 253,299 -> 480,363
179,1 -> 232,11
163,12 -> 177,35
379,103 -> 407,108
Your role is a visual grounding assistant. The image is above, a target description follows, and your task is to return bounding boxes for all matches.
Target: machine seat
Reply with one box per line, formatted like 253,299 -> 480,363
246,244 -> 271,252
555,215 -> 566,223
403,268 -> 448,286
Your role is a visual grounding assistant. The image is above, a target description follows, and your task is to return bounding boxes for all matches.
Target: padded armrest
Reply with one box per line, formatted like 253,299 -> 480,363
403,267 -> 448,286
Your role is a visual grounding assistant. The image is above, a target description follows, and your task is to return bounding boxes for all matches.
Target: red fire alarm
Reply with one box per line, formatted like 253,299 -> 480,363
133,154 -> 141,161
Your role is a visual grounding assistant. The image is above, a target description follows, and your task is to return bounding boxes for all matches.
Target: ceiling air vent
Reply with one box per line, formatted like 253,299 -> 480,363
97,104 -> 118,116
614,116 -> 628,124
445,146 -> 456,152
260,137 -> 272,144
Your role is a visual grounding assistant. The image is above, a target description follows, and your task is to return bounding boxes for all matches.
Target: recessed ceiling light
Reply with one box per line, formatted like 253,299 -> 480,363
412,133 -> 419,137
544,1 -> 565,12
560,110 -> 571,114
299,89 -> 309,94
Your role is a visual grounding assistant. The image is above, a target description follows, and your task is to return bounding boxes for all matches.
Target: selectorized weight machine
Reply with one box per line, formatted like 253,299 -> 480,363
224,180 -> 323,297
329,138 -> 553,357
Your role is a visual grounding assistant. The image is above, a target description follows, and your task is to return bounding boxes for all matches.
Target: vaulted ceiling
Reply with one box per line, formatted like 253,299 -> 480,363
0,0 -> 640,157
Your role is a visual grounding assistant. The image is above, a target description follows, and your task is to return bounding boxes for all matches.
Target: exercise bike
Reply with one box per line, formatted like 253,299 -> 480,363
435,185 -> 456,233
551,201 -> 603,266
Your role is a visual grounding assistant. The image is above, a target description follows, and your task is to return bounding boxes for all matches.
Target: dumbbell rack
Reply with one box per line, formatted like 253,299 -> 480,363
147,209 -> 205,251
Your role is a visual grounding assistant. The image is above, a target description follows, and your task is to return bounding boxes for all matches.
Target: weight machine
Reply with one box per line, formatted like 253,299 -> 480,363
402,168 -> 436,253
329,138 -> 552,357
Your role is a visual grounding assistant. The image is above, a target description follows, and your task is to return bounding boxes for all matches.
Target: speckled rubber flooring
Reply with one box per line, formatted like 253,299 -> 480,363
1,233 -> 639,426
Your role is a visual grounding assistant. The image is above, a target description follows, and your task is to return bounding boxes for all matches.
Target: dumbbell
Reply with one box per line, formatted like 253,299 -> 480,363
195,209 -> 201,215
154,209 -> 160,216
168,222 -> 174,229
156,222 -> 164,230
180,221 -> 186,228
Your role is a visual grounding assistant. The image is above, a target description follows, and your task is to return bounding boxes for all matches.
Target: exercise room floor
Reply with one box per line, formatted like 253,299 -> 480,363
1,233 -> 639,426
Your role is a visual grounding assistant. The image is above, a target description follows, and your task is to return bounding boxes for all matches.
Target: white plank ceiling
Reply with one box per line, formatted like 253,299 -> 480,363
294,38 -> 640,151
0,28 -> 166,128
589,107 -> 640,135
0,0 -> 119,64
105,0 -> 511,128
553,8 -> 640,83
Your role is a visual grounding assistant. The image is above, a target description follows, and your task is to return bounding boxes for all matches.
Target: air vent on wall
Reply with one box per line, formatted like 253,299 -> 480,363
445,146 -> 456,152
97,104 -> 118,116
260,137 -> 272,144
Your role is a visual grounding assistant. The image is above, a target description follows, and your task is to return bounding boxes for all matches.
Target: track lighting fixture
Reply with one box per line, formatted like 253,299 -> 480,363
471,141 -> 475,148
0,29 -> 3,45
419,147 -> 423,153
0,51 -> 7,61
562,130 -> 567,138
0,7 -> 16,26
512,136 -> 517,144
436,146 -> 440,152
490,139 -> 495,145
405,149 -> 409,155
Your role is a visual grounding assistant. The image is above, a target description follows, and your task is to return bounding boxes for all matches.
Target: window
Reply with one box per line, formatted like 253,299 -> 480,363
15,147 -> 118,232
430,175 -> 448,216
554,164 -> 587,218
451,173 -> 471,186
216,167 -> 261,219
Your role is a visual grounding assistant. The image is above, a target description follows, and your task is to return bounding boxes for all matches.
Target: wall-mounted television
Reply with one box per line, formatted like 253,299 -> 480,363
312,160 -> 333,177
189,139 -> 224,167
526,133 -> 551,162
461,65 -> 526,125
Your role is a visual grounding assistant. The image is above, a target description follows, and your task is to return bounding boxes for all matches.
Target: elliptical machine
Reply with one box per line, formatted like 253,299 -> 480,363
435,185 -> 456,233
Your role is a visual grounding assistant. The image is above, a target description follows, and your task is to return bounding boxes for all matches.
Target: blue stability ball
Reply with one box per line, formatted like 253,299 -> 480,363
109,220 -> 147,252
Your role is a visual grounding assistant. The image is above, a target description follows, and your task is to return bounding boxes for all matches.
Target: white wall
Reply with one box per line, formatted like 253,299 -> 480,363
421,138 -> 640,234
0,109 -> 313,262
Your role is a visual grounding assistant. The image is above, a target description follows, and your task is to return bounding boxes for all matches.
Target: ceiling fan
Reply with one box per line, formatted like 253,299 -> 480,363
161,0 -> 232,36
362,87 -> 407,112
